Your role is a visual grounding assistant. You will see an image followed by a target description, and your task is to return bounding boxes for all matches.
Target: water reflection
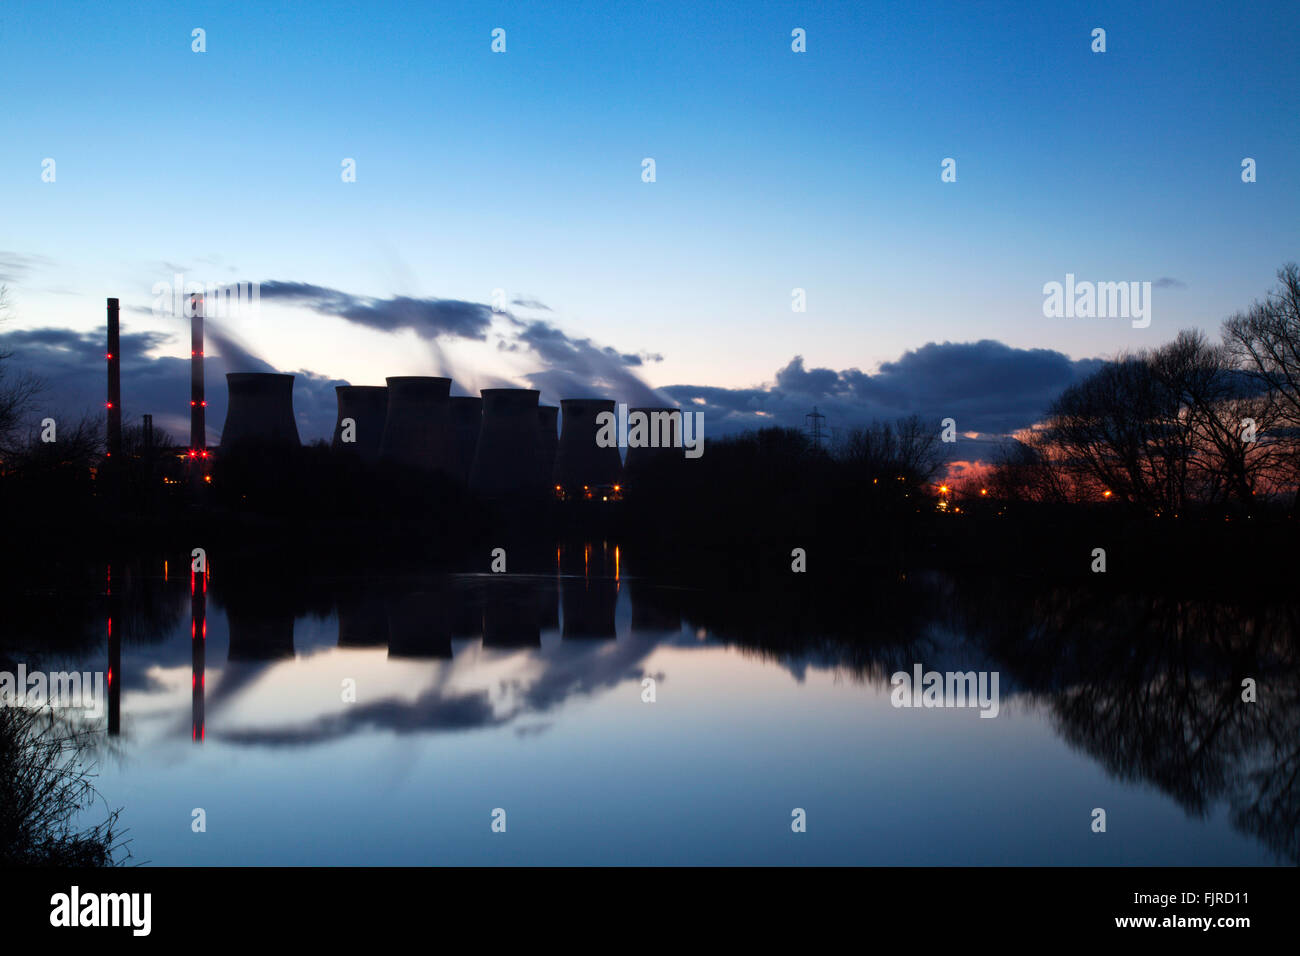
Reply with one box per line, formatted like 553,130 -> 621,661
2,549 -> 1295,864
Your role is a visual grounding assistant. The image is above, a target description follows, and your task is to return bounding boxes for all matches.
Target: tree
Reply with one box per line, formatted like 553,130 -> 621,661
0,285 -> 42,459
1222,263 -> 1300,507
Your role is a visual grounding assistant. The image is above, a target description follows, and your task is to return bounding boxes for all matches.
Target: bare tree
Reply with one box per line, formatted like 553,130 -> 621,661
837,414 -> 945,486
1222,263 -> 1300,507
0,285 -> 42,458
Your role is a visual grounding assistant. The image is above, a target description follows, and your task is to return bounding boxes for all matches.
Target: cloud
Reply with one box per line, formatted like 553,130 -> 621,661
663,340 -> 1105,458
1153,277 -> 1187,289
510,296 -> 551,311
259,281 -> 493,341
0,251 -> 55,283
3,325 -> 345,444
512,320 -> 670,407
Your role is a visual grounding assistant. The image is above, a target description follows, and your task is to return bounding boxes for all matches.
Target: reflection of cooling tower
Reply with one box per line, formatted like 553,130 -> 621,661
562,578 -> 618,639
624,407 -> 683,472
482,579 -> 542,648
227,609 -> 296,661
220,373 -> 301,450
386,591 -> 452,659
337,593 -> 388,647
470,389 -> 542,497
450,578 -> 484,639
555,399 -> 623,491
629,579 -> 683,634
332,386 -> 388,462
449,397 -> 483,484
537,406 -> 559,492
379,377 -> 454,474
537,574 -> 559,631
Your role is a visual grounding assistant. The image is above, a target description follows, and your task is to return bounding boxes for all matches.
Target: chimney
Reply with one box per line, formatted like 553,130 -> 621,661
105,298 -> 121,460
378,376 -> 455,474
190,293 -> 205,454
332,385 -> 388,463
219,373 -> 301,451
449,396 -> 483,485
555,398 -> 623,495
469,388 -> 542,497
537,405 -> 559,493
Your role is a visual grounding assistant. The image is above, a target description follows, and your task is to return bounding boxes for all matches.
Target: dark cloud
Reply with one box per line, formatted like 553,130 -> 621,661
1153,277 -> 1187,289
510,296 -> 551,311
4,326 -> 344,445
513,320 -> 670,407
259,281 -> 493,341
663,340 -> 1104,457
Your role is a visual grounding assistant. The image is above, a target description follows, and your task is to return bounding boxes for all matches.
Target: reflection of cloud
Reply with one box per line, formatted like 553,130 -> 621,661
216,631 -> 662,748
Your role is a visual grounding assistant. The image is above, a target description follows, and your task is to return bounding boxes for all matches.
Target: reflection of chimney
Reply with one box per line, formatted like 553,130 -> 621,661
192,568 -> 206,743
190,294 -> 205,453
470,389 -> 542,497
106,563 -> 120,736
555,399 -> 623,493
219,373 -> 301,450
379,377 -> 454,474
332,385 -> 388,463
106,298 -> 121,461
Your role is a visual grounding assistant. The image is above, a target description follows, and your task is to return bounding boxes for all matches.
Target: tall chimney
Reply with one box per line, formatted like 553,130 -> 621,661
105,298 -> 121,460
190,293 -> 205,454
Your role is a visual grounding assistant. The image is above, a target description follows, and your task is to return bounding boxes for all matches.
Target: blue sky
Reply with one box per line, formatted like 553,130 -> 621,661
1,0 -> 1297,445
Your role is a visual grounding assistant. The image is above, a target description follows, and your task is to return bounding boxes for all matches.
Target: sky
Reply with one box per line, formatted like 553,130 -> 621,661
1,0 -> 1298,453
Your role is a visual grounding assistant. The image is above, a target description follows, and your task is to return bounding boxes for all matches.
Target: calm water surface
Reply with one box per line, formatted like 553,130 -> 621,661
27,549 -> 1295,865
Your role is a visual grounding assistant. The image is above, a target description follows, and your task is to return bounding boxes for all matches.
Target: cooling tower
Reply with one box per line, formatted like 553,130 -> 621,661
537,405 -> 559,492
449,396 -> 483,484
219,373 -> 301,450
482,578 -> 542,648
378,376 -> 455,474
554,398 -> 623,492
623,407 -> 683,472
469,389 -> 543,497
332,385 -> 388,463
